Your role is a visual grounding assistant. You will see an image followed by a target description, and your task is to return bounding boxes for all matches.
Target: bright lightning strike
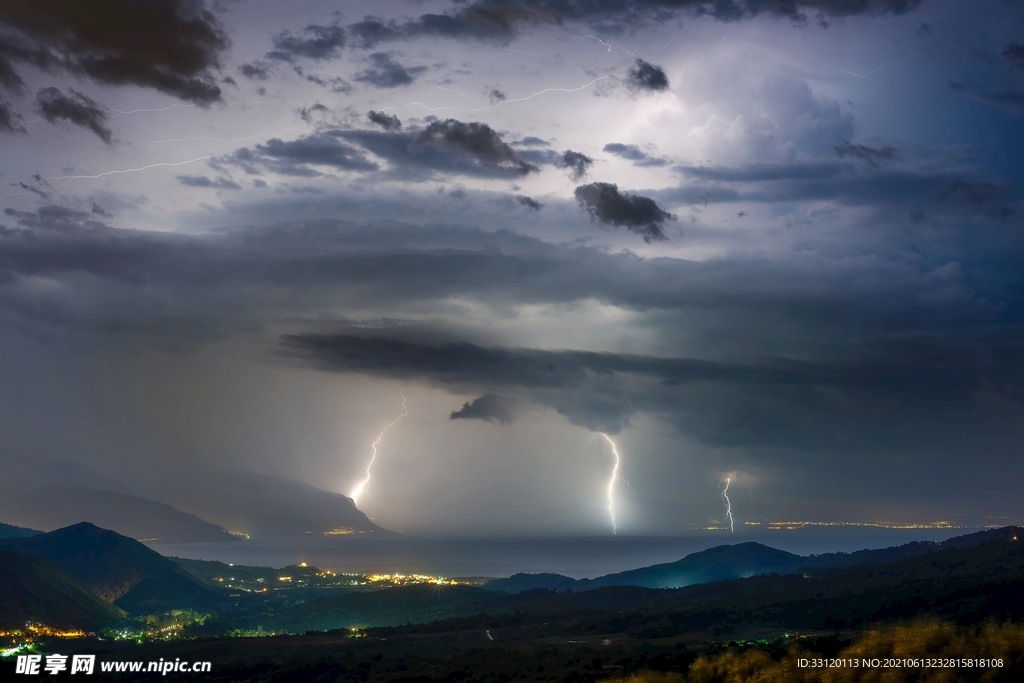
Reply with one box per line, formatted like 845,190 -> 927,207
590,433 -> 628,535
721,478 -> 735,533
350,391 -> 408,515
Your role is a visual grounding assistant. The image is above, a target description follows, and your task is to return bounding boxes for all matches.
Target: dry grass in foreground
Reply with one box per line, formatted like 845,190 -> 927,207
624,620 -> 1024,683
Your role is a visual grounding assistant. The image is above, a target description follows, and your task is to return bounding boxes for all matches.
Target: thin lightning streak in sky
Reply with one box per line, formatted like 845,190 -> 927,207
841,63 -> 891,78
69,128 -> 308,168
654,31 -> 683,51
721,478 -> 735,532
106,103 -> 195,117
680,36 -> 726,66
46,156 -> 215,184
562,30 -> 638,55
590,433 -> 626,535
350,391 -> 408,515
406,76 -> 609,113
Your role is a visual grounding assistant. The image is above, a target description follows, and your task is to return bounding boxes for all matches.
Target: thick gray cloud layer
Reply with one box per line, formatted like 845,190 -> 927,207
2,0 -> 1024,531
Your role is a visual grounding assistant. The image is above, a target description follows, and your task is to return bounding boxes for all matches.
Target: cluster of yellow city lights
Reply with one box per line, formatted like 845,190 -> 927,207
366,573 -> 458,586
0,624 -> 86,639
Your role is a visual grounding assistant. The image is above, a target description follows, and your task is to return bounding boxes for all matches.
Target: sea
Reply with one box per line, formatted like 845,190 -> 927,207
150,527 -> 971,579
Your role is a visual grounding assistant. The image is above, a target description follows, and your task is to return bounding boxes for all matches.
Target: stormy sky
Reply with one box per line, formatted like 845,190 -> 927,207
1,0 -> 1022,535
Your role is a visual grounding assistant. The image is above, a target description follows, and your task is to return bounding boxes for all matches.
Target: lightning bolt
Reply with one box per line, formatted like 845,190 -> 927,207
841,63 -> 891,78
350,390 -> 408,515
590,433 -> 629,535
721,478 -> 735,533
405,76 -> 609,113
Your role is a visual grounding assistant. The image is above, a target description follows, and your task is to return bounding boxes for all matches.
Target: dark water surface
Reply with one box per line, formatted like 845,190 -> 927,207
151,527 -> 969,578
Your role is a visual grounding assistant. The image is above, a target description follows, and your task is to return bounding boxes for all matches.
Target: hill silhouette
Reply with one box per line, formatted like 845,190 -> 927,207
265,529 -> 1024,634
485,526 -> 1024,593
148,471 -> 389,537
0,522 -> 223,614
1,486 -> 238,543
0,522 -> 41,539
0,549 -> 125,630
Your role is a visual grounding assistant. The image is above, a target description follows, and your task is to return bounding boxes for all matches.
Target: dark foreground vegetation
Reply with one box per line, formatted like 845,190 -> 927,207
15,618 -> 1024,682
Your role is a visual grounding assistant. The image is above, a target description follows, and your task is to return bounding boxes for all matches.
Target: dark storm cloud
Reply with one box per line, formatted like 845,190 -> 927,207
409,119 -> 539,176
222,120 -> 537,180
949,82 -> 1024,114
833,140 -> 897,168
279,328 -> 1022,439
34,88 -> 111,143
367,110 -> 402,131
176,175 -> 241,190
0,97 -> 22,132
625,59 -> 669,93
450,394 -> 519,425
603,143 -> 668,167
353,53 -> 427,88
515,195 -> 543,210
935,180 -> 1007,204
0,0 -> 227,105
216,133 -> 379,177
266,23 -> 346,62
1002,43 -> 1024,69
557,150 -> 593,180
339,1 -> 924,49
304,73 -> 353,93
574,182 -> 674,242
603,142 -> 646,161
238,62 -> 271,80
668,161 -> 1021,219
513,136 -> 549,147
2,207 -> 1022,444
296,103 -> 329,124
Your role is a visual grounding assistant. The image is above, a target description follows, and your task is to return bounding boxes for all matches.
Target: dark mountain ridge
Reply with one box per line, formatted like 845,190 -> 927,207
265,530 -> 1024,633
0,521 -> 41,539
0,549 -> 126,630
0,522 -> 223,614
485,526 -> 1024,593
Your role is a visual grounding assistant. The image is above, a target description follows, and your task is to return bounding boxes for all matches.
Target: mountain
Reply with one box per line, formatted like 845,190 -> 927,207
582,542 -> 805,589
0,523 -> 223,614
485,527 -> 1024,594
0,522 -> 41,539
267,530 -> 1024,634
803,525 -> 1024,569
484,572 -> 579,593
0,486 -> 239,543
0,550 -> 125,630
485,542 -> 806,593
146,470 -> 388,537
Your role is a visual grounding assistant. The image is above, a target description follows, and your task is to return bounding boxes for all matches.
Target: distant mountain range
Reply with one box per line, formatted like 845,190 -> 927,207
0,460 -> 388,539
0,522 -> 223,614
484,526 -> 1024,592
2,523 -> 1023,637
261,527 -> 1024,633
0,486 -> 238,543
145,470 -> 388,538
